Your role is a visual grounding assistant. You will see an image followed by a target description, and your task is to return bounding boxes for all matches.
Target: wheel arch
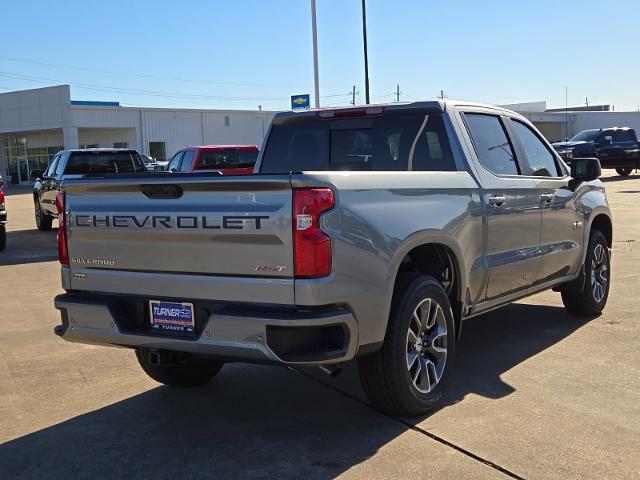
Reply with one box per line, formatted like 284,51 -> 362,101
387,232 -> 467,340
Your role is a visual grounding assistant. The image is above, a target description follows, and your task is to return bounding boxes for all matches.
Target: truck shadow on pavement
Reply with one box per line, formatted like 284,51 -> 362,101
0,229 -> 58,266
0,303 -> 589,479
600,174 -> 639,183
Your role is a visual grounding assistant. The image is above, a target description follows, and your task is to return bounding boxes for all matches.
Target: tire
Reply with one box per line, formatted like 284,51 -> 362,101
0,225 -> 5,252
615,167 -> 633,176
561,230 -> 610,316
135,348 -> 224,387
35,200 -> 53,231
358,274 -> 455,417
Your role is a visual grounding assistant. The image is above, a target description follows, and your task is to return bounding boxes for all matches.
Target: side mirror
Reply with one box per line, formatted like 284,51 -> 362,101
602,136 -> 613,146
571,157 -> 601,183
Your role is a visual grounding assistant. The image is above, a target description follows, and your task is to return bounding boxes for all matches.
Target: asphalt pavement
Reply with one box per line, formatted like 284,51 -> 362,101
0,173 -> 638,479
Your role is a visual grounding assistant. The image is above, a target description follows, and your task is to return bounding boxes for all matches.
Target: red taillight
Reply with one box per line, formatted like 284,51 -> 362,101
56,192 -> 69,266
293,188 -> 334,278
0,176 -> 4,204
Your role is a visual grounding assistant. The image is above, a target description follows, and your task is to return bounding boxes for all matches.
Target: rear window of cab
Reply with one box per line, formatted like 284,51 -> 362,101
260,112 -> 456,173
196,149 -> 258,170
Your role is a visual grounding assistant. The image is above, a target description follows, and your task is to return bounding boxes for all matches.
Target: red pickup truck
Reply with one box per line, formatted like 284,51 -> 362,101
166,145 -> 259,175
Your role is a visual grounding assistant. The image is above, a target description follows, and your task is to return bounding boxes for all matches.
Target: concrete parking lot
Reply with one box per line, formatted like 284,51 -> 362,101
0,172 -> 638,479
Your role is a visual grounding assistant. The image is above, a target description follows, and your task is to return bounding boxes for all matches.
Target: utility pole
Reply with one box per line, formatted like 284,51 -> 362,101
361,0 -> 370,104
310,0 -> 320,108
438,89 -> 446,99
585,97 -> 590,107
394,84 -> 401,102
351,85 -> 359,105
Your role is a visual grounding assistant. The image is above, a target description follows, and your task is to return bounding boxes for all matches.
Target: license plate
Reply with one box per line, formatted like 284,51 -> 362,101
149,300 -> 195,334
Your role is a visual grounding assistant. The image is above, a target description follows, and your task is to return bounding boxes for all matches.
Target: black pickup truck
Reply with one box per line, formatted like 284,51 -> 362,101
552,127 -> 640,176
33,149 -> 147,230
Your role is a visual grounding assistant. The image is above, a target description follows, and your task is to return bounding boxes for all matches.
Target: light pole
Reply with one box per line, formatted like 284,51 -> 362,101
311,0 -> 320,108
361,0 -> 370,104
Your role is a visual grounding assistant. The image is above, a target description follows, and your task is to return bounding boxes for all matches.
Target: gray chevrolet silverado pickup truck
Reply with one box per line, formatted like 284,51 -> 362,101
53,100 -> 612,416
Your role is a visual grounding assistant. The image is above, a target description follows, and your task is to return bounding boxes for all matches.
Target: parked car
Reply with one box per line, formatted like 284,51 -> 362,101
33,148 -> 147,231
53,101 -> 612,417
166,145 -> 259,174
140,154 -> 157,172
0,175 -> 6,251
552,127 -> 640,176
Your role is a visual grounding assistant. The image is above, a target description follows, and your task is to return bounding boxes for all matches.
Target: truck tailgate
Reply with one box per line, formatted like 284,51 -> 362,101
63,174 -> 294,300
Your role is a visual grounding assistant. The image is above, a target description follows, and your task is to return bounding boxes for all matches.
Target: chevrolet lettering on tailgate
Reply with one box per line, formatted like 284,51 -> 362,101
73,214 -> 269,230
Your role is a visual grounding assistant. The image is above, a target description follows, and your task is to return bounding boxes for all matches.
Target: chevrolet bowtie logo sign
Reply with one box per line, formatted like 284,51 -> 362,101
291,94 -> 310,110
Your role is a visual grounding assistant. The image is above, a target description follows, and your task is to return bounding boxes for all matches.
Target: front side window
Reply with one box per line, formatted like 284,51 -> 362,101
167,151 -> 184,171
512,120 -> 561,177
179,150 -> 195,172
464,114 -> 518,176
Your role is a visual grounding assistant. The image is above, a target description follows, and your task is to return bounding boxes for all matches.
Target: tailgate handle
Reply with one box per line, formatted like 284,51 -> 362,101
141,184 -> 183,199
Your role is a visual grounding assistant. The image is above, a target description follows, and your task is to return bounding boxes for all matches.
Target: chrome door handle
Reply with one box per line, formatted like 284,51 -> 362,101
488,194 -> 506,207
539,193 -> 554,203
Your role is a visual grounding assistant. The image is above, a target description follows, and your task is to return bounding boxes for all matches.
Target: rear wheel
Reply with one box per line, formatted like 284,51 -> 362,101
615,167 -> 633,176
34,200 -> 52,231
358,275 -> 455,417
135,348 -> 224,387
0,225 -> 5,252
561,230 -> 610,316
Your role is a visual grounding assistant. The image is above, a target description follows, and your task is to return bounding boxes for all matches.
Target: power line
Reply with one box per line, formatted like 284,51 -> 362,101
0,71 -> 350,102
0,55 -> 307,89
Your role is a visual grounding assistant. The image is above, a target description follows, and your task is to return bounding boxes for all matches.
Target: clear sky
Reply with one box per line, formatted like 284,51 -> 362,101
1,0 -> 639,111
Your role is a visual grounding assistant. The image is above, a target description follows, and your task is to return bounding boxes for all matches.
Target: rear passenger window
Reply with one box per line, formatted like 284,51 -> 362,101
261,113 -> 456,172
464,114 -> 518,176
511,120 -> 561,177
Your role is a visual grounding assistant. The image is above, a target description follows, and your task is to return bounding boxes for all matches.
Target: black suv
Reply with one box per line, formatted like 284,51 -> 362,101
33,149 -> 147,230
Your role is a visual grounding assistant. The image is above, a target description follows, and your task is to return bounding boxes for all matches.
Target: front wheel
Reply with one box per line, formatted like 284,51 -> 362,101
615,167 -> 633,176
0,225 -> 5,252
561,230 -> 610,316
358,275 -> 455,417
135,348 -> 224,387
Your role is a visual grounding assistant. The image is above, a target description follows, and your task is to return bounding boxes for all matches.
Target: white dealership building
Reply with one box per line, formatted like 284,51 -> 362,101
2,85 -> 640,187
0,85 -> 276,186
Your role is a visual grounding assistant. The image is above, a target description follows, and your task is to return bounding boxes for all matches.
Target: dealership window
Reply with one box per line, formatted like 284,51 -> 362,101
80,144 -> 99,149
149,142 -> 166,162
224,115 -> 230,127
3,138 -> 63,184
113,142 -> 128,148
